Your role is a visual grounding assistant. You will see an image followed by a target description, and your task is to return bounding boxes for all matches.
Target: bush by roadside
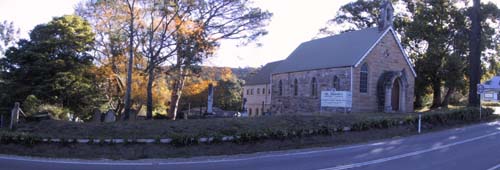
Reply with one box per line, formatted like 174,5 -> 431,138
0,107 -> 495,147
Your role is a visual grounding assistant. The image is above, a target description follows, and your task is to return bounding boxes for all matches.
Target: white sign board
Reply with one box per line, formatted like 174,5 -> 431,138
482,92 -> 498,102
477,84 -> 485,94
321,91 -> 352,107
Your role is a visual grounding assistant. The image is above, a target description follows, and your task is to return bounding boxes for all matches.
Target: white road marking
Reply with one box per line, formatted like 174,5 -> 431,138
318,131 -> 500,170
486,163 -> 500,170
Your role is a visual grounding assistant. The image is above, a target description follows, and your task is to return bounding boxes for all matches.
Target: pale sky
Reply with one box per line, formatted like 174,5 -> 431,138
0,0 -> 499,68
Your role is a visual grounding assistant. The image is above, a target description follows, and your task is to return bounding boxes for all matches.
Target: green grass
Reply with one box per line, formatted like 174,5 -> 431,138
9,112 -> 405,139
2,107 -> 493,140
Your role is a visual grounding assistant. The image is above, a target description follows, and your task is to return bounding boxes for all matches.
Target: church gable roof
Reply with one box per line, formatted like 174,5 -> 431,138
272,27 -> 417,77
272,27 -> 384,74
245,60 -> 283,85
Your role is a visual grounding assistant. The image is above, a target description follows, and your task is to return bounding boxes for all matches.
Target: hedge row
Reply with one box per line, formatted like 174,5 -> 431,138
0,107 -> 495,146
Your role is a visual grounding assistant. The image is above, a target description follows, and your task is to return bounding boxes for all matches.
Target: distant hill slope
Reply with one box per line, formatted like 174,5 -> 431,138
230,67 -> 258,80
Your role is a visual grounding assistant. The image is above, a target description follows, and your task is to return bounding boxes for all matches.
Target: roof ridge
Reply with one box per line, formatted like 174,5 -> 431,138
302,27 -> 379,45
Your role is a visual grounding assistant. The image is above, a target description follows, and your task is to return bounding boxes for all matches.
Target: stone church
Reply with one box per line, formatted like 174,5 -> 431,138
270,1 -> 416,114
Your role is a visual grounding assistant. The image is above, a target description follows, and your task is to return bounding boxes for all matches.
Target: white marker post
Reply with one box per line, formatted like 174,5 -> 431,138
477,84 -> 485,120
418,113 -> 422,134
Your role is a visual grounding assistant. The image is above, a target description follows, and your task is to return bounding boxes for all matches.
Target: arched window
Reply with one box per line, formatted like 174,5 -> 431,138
333,76 -> 340,90
279,80 -> 283,96
360,63 -> 368,93
293,79 -> 298,96
311,77 -> 317,96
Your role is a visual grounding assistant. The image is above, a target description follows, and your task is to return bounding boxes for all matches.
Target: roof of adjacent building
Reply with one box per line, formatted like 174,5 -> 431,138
272,27 -> 386,74
245,60 -> 283,85
483,76 -> 500,89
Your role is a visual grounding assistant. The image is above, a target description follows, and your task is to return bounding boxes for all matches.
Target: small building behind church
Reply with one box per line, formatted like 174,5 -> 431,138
270,1 -> 416,114
242,60 -> 282,116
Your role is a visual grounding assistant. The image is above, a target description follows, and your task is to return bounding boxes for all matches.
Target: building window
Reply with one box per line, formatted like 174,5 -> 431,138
251,89 -> 254,95
262,88 -> 265,95
293,79 -> 298,96
311,77 -> 317,96
333,76 -> 340,90
257,88 -> 260,94
268,88 -> 271,94
249,108 -> 252,116
256,108 -> 259,116
279,80 -> 283,96
246,89 -> 249,95
360,63 -> 368,93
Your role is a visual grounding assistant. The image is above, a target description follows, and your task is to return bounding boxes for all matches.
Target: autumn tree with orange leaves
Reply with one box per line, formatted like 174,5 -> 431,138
166,0 -> 272,120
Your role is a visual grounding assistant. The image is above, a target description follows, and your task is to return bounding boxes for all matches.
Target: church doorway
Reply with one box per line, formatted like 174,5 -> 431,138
391,78 -> 400,111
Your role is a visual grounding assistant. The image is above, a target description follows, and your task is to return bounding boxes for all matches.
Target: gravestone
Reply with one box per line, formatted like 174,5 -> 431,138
104,110 -> 116,123
10,102 -> 20,129
92,109 -> 102,122
207,83 -> 214,114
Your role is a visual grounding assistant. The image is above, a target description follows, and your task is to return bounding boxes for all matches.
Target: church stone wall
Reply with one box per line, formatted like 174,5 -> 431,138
270,32 -> 415,115
352,32 -> 415,113
270,67 -> 351,115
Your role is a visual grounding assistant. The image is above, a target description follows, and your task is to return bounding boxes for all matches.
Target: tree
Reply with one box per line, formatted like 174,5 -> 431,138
166,0 -> 272,120
77,0 -> 173,118
318,0 -> 410,36
76,0 -> 130,115
0,15 -> 103,118
469,0 -> 481,107
180,67 -> 242,112
123,0 -> 137,120
136,0 -> 190,119
0,20 -> 20,57
214,77 -> 243,111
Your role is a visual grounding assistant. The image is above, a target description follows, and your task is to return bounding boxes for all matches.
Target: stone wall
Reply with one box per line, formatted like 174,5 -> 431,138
271,67 -> 351,114
351,31 -> 415,113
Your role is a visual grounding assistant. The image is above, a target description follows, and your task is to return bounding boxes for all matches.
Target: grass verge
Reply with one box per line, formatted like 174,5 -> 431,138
0,107 -> 497,159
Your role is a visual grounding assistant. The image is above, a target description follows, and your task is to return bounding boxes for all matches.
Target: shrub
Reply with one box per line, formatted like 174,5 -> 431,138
37,104 -> 71,120
23,95 -> 41,116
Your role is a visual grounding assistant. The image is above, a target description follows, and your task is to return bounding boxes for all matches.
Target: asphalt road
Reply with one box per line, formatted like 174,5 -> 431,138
2,121 -> 500,170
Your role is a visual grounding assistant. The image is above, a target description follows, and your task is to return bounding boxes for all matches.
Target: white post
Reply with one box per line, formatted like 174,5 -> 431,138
479,97 -> 482,120
418,113 -> 422,134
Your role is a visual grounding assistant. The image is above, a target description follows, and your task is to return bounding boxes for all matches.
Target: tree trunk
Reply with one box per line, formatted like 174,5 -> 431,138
441,87 -> 455,108
146,58 -> 155,119
430,80 -> 442,109
168,70 -> 186,120
468,0 -> 481,107
123,0 -> 136,120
